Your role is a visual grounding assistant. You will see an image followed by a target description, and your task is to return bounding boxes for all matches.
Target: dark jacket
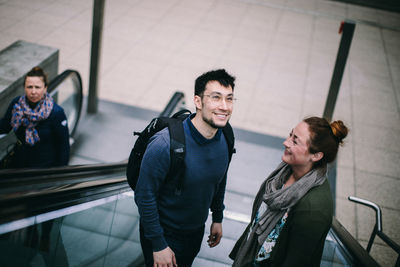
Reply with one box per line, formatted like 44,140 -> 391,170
0,96 -> 70,168
230,179 -> 333,267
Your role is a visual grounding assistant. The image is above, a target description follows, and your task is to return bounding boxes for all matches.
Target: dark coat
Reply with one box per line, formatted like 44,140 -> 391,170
0,96 -> 70,168
230,179 -> 333,267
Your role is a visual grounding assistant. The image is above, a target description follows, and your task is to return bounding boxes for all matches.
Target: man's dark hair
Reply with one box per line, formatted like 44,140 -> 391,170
194,69 -> 235,96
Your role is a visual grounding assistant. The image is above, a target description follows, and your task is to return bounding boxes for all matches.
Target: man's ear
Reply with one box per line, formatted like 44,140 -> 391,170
311,152 -> 323,163
194,95 -> 202,110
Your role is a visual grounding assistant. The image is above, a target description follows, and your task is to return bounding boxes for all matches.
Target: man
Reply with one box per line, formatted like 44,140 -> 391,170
134,69 -> 236,267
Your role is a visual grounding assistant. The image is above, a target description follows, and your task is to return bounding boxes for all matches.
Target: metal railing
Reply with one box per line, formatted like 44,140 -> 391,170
349,196 -> 400,266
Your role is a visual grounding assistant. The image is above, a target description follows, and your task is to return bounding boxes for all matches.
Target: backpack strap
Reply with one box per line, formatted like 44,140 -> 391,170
222,122 -> 236,162
167,112 -> 233,196
167,117 -> 186,195
171,108 -> 191,119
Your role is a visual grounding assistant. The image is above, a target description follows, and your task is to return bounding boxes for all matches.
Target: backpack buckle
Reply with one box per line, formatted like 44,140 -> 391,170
174,188 -> 182,196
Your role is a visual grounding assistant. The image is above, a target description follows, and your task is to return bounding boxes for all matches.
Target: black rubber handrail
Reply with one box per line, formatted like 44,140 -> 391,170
47,69 -> 83,137
331,217 -> 380,267
0,91 -> 185,181
0,160 -> 127,179
160,91 -> 185,117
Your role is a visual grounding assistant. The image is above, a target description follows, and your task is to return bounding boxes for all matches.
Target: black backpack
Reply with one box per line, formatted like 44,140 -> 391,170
126,109 -> 235,193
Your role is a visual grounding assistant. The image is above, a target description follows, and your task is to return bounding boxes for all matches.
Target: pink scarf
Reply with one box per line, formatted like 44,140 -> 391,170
11,94 -> 54,145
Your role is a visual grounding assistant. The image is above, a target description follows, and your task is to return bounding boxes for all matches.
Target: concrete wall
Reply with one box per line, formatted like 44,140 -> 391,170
0,40 -> 58,116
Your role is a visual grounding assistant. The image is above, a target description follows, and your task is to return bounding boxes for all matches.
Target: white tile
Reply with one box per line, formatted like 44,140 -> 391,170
377,10 -> 400,30
177,0 -> 215,10
4,20 -> 56,42
355,170 -> 400,210
382,28 -> 400,47
352,101 -> 399,130
349,63 -> 393,92
161,6 -> 204,28
353,23 -> 383,44
24,11 -> 69,28
0,16 -> 20,31
351,85 -> 397,112
0,3 -> 33,20
316,1 -> 347,17
42,27 -> 90,48
354,144 -> 400,178
156,65 -> 197,90
335,198 -> 357,237
336,166 -> 355,199
41,1 -> 88,19
385,42 -> 400,67
286,0 -> 318,10
8,0 -> 54,10
347,4 -> 379,23
369,242 -> 399,267
277,11 -> 314,36
206,1 -> 247,23
123,5 -> 166,21
336,138 -> 354,169
332,96 -> 352,122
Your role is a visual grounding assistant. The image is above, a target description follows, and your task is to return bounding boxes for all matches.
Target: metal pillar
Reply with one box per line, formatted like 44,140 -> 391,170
87,0 -> 105,113
323,20 -> 356,122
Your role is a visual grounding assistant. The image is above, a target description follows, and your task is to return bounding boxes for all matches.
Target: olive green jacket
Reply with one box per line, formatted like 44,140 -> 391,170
230,179 -> 333,267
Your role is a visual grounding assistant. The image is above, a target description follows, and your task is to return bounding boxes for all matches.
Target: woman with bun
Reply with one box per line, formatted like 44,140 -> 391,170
229,117 -> 348,267
0,66 -> 70,168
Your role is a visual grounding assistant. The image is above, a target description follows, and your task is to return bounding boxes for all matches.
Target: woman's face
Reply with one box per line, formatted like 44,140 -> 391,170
24,76 -> 47,103
282,121 -> 315,169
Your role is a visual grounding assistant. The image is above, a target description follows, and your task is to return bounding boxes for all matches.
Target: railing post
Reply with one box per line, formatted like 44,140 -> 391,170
87,0 -> 105,114
323,20 -> 355,122
366,226 -> 378,252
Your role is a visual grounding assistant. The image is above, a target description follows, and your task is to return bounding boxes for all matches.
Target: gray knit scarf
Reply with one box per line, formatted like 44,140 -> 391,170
231,162 -> 327,267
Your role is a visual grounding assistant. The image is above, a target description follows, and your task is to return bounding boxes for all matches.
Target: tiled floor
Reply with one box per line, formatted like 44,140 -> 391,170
1,0 -> 399,265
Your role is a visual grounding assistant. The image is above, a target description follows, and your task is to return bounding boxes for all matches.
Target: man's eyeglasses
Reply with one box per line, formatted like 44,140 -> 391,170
203,93 -> 237,104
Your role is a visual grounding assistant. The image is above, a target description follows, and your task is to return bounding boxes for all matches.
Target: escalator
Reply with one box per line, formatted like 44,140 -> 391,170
0,70 -> 387,266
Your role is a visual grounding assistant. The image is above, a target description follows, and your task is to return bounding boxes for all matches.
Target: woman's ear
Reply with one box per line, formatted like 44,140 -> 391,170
311,152 -> 323,163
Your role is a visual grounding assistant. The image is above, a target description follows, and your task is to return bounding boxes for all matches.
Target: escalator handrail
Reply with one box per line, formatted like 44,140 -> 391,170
0,90 -> 185,181
0,92 -> 185,233
331,217 -> 380,267
160,91 -> 185,117
0,92 -> 184,209
0,160 -> 127,179
47,69 -> 83,137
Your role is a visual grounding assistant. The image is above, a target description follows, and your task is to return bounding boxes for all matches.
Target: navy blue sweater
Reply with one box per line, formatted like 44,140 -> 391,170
0,96 -> 70,168
134,115 -> 229,251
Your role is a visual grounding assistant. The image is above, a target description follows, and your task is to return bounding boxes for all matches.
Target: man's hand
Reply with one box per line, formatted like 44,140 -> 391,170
207,222 -> 222,247
153,247 -> 177,267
